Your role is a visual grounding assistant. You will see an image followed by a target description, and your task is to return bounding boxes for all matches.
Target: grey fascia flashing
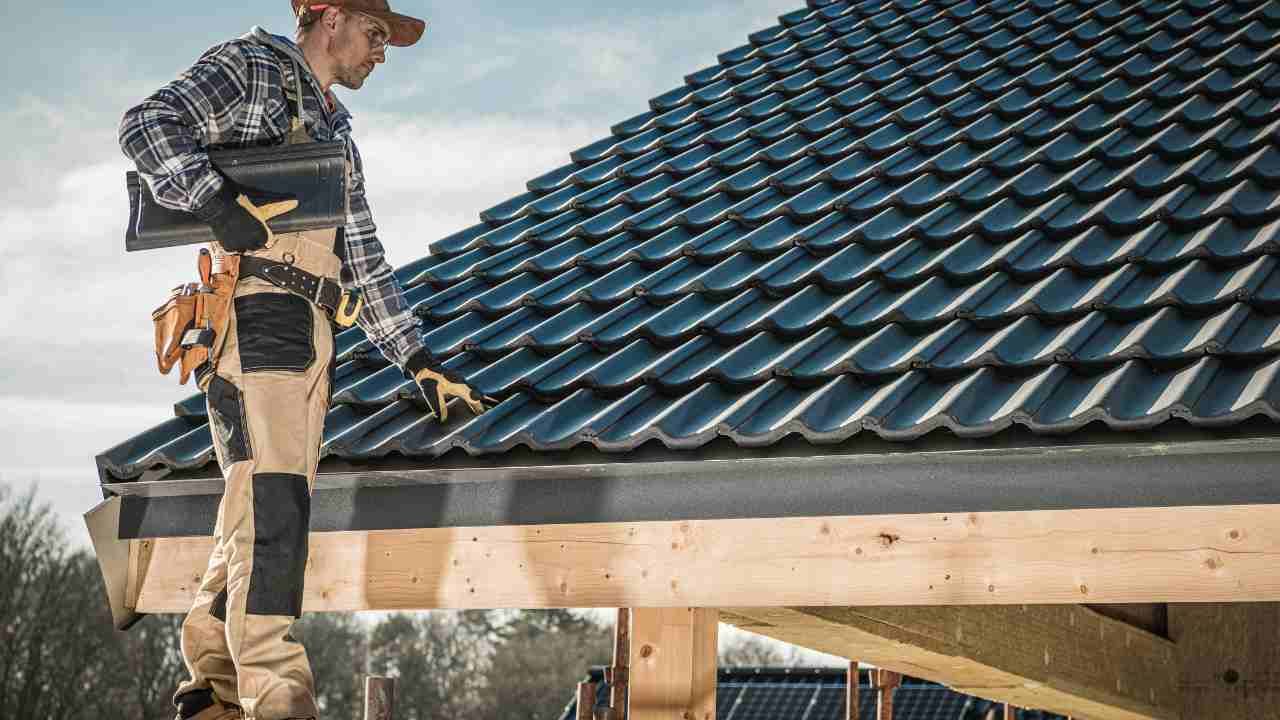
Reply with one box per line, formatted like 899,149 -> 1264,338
109,434 -> 1280,539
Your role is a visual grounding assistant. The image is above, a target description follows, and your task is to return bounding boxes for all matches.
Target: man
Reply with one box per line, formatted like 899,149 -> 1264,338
118,3 -> 487,719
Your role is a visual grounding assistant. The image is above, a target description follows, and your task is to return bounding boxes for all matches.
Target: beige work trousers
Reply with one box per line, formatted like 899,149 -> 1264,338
173,227 -> 340,720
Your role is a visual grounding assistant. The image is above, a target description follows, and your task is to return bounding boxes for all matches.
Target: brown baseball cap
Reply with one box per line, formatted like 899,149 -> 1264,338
293,0 -> 427,47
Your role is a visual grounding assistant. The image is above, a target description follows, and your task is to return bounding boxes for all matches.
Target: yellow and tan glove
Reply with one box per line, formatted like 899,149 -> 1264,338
194,179 -> 298,252
408,350 -> 493,423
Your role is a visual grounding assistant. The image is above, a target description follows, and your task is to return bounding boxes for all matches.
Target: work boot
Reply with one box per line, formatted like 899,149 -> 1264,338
175,688 -> 244,720
176,700 -> 243,720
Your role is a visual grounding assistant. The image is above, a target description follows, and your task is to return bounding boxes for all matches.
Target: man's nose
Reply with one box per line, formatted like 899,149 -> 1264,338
372,47 -> 387,63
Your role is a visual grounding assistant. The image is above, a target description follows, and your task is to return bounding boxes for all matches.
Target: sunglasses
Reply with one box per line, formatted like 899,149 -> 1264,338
304,4 -> 391,54
353,12 -> 391,54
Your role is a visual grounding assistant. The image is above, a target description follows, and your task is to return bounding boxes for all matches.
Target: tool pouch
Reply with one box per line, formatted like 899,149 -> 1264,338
153,254 -> 240,386
192,255 -> 240,389
151,284 -> 198,375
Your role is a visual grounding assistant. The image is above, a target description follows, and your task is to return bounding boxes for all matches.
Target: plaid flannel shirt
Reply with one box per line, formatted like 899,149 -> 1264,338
118,27 -> 425,372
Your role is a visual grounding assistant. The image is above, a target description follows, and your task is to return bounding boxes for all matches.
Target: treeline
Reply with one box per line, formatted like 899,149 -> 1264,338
0,484 -> 794,720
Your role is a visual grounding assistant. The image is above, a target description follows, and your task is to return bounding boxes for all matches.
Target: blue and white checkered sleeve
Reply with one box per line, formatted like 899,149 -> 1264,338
117,41 -> 253,213
339,137 -> 426,371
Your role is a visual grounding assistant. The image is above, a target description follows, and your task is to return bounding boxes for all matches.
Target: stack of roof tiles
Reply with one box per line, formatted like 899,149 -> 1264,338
100,0 -> 1280,481
559,667 -> 1067,720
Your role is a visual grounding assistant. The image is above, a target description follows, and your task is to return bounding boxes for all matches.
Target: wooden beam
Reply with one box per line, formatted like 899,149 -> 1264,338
627,608 -> 717,720
83,497 -> 144,630
129,504 -> 1280,612
721,605 -> 1180,720
1169,603 -> 1280,717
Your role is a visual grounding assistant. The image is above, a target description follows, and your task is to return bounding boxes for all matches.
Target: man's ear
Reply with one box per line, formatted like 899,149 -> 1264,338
322,5 -> 343,33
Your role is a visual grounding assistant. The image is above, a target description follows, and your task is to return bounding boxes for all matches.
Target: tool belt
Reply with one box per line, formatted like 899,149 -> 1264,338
239,256 -> 362,328
152,250 -> 239,387
151,252 -> 361,387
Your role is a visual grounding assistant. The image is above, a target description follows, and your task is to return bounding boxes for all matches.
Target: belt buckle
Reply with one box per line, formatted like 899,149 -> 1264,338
335,290 -> 363,328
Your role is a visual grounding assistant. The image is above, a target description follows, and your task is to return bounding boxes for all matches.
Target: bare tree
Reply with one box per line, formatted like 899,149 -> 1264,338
0,485 -> 122,719
475,610 -> 613,720
113,612 -> 189,720
367,611 -> 491,719
293,612 -> 369,720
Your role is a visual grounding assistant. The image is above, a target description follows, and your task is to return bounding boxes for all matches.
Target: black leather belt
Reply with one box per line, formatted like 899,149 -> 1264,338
239,256 -> 362,327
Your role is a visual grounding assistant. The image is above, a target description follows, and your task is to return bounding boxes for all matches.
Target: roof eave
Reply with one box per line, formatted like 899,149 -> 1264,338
107,420 -> 1280,539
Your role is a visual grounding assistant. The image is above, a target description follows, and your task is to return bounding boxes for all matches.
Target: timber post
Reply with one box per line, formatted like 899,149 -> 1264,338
364,676 -> 395,720
627,608 -> 718,720
577,681 -> 598,720
603,607 -> 630,720
874,669 -> 900,720
847,661 -> 860,720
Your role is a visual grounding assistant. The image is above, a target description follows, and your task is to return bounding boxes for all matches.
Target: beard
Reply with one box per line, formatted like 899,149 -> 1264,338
333,63 -> 368,90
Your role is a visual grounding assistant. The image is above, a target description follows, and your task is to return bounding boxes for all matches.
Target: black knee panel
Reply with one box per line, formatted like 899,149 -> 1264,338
248,473 -> 310,617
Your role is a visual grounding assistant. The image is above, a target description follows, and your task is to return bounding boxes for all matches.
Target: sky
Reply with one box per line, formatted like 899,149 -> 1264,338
0,0 -> 804,545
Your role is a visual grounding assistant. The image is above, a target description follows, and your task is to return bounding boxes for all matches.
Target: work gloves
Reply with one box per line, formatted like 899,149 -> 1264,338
406,349 -> 493,423
194,179 -> 298,253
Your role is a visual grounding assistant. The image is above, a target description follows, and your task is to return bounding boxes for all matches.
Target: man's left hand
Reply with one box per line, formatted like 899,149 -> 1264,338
414,365 -> 489,423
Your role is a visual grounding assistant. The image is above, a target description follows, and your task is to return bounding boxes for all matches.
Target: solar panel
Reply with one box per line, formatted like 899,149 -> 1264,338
893,686 -> 978,719
726,685 -> 821,720
800,686 -> 848,720
716,684 -> 744,720
859,687 -> 877,719
558,669 -> 1071,720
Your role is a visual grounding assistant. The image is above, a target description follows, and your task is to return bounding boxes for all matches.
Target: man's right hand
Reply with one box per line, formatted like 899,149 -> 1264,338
194,180 -> 298,253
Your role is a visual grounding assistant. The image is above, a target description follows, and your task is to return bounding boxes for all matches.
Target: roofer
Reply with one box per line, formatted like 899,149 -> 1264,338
118,3 -> 488,718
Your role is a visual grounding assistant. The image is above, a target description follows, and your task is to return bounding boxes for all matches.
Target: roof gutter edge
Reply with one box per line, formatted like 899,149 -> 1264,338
108,434 -> 1280,538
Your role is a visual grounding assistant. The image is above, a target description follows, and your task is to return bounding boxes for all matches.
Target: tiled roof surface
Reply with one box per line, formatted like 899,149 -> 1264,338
100,0 -> 1280,481
559,667 -> 1067,720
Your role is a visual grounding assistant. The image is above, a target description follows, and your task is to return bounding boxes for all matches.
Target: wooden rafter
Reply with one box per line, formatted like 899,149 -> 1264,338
720,606 -> 1179,720
1170,603 -> 1280,717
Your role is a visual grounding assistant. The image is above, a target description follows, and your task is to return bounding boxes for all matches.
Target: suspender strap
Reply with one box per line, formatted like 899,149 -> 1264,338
288,58 -> 305,131
275,51 -> 306,134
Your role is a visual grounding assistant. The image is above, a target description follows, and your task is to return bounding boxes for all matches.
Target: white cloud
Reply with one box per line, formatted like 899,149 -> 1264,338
0,394 -> 166,468
378,0 -> 798,119
354,112 -> 598,256
0,395 -> 176,548
0,151 -> 181,346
